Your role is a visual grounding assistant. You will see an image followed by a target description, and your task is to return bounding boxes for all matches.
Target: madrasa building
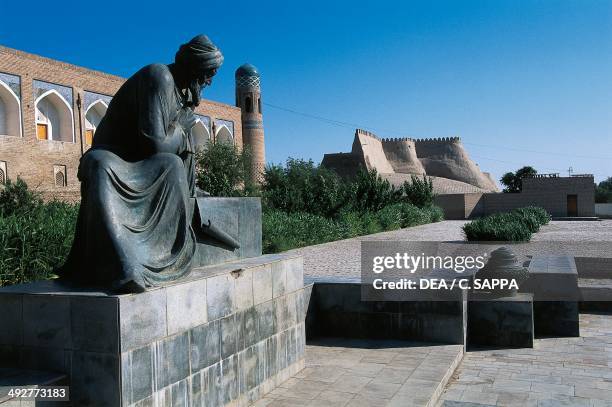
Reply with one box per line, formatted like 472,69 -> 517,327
0,45 -> 266,201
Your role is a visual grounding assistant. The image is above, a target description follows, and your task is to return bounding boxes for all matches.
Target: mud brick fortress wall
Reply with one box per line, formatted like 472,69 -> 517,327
0,46 -> 245,201
322,129 -> 499,193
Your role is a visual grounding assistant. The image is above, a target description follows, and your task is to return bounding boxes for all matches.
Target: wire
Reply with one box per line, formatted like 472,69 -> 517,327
263,101 -> 612,161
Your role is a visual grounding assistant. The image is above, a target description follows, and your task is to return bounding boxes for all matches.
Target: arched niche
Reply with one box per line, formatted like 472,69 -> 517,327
35,90 -> 74,142
215,125 -> 233,145
192,119 -> 211,150
85,100 -> 108,145
0,80 -> 22,137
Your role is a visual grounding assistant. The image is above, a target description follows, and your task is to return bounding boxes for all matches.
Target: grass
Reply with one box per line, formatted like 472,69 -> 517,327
0,201 -> 78,286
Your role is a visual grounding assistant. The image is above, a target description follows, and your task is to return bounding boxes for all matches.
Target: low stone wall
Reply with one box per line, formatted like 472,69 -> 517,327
305,281 -> 466,345
596,203 -> 612,218
0,254 -> 308,407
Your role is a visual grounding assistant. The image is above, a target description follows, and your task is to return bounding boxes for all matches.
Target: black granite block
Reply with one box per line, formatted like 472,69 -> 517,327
0,294 -> 22,346
534,301 -> 580,337
274,296 -> 289,333
468,294 -> 534,349
71,351 -> 120,407
204,362 -> 221,407
359,312 -> 393,339
190,371 -> 203,407
190,320 -> 220,372
122,345 -> 153,405
265,335 -> 278,380
244,346 -> 259,391
163,332 -> 190,388
170,378 -> 189,407
240,307 -> 257,350
220,314 -> 237,359
255,301 -> 275,343
23,295 -> 71,349
71,296 -> 118,353
221,354 -> 238,404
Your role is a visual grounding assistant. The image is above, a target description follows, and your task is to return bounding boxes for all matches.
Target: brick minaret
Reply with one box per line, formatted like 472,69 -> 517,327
235,63 -> 265,183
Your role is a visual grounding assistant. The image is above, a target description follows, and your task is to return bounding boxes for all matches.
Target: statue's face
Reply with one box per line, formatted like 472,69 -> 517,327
186,68 -> 218,107
195,68 -> 218,90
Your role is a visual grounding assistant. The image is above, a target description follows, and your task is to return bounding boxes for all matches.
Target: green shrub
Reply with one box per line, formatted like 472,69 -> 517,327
463,213 -> 532,242
512,206 -> 551,226
344,169 -> 403,212
263,203 -> 445,253
0,178 -> 42,217
0,200 -> 78,286
463,206 -> 550,242
262,209 -> 344,253
422,205 -> 445,223
195,142 -> 256,197
372,204 -> 403,231
402,175 -> 435,208
262,159 -> 346,217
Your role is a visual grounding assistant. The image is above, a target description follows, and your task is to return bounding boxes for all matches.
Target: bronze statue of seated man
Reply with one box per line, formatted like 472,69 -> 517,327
57,35 -> 223,293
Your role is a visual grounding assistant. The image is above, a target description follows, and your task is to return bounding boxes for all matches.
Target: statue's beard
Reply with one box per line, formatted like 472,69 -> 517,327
186,81 -> 202,108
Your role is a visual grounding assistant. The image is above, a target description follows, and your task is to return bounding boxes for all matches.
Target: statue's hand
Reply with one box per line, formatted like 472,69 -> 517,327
177,107 -> 196,132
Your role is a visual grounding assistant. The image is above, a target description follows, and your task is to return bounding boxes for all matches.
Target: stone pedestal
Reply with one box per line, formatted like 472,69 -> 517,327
193,197 -> 262,267
468,293 -> 534,349
0,254 -> 307,407
523,256 -> 580,337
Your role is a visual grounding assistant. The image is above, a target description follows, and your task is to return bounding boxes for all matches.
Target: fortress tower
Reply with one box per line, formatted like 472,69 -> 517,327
235,63 -> 265,182
381,137 -> 426,175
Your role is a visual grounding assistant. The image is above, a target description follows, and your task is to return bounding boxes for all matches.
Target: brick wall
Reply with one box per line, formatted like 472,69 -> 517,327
0,46 -> 242,200
482,176 -> 595,217
435,176 -> 595,219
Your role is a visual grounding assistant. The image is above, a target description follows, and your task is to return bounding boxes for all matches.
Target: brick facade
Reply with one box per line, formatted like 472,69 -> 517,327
0,46 -> 243,201
435,176 -> 596,219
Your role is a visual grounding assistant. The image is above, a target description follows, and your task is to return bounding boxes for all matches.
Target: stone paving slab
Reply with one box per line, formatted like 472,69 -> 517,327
439,313 -> 612,407
251,339 -> 463,407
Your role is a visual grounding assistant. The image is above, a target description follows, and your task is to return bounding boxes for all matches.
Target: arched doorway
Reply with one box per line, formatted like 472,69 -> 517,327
35,90 -> 74,142
215,125 -> 233,145
192,119 -> 211,150
84,100 -> 108,145
0,80 -> 22,137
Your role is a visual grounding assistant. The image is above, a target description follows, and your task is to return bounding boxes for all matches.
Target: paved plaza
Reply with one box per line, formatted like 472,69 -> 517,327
253,339 -> 463,406
277,220 -> 612,406
440,313 -> 612,407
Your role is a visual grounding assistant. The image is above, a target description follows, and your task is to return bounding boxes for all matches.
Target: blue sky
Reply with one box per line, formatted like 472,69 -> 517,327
2,0 -> 611,184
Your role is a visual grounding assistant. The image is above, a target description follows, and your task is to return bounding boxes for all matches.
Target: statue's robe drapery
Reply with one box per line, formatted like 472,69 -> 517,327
58,64 -> 197,289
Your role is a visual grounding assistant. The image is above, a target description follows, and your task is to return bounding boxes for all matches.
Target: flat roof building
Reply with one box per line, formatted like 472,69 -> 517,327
436,174 -> 596,219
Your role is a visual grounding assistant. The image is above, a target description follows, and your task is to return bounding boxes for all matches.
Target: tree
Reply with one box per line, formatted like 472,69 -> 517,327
500,166 -> 537,193
596,177 -> 612,203
194,142 -> 256,197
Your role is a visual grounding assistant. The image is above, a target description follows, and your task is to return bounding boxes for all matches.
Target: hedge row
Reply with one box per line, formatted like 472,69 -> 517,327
462,206 -> 551,242
263,203 -> 444,253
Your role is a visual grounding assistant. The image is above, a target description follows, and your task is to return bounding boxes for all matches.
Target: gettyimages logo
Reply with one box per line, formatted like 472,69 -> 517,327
371,253 -> 487,274
361,242 -> 528,300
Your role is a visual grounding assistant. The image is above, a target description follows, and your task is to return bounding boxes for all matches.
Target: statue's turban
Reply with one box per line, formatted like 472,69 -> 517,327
175,35 -> 224,73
